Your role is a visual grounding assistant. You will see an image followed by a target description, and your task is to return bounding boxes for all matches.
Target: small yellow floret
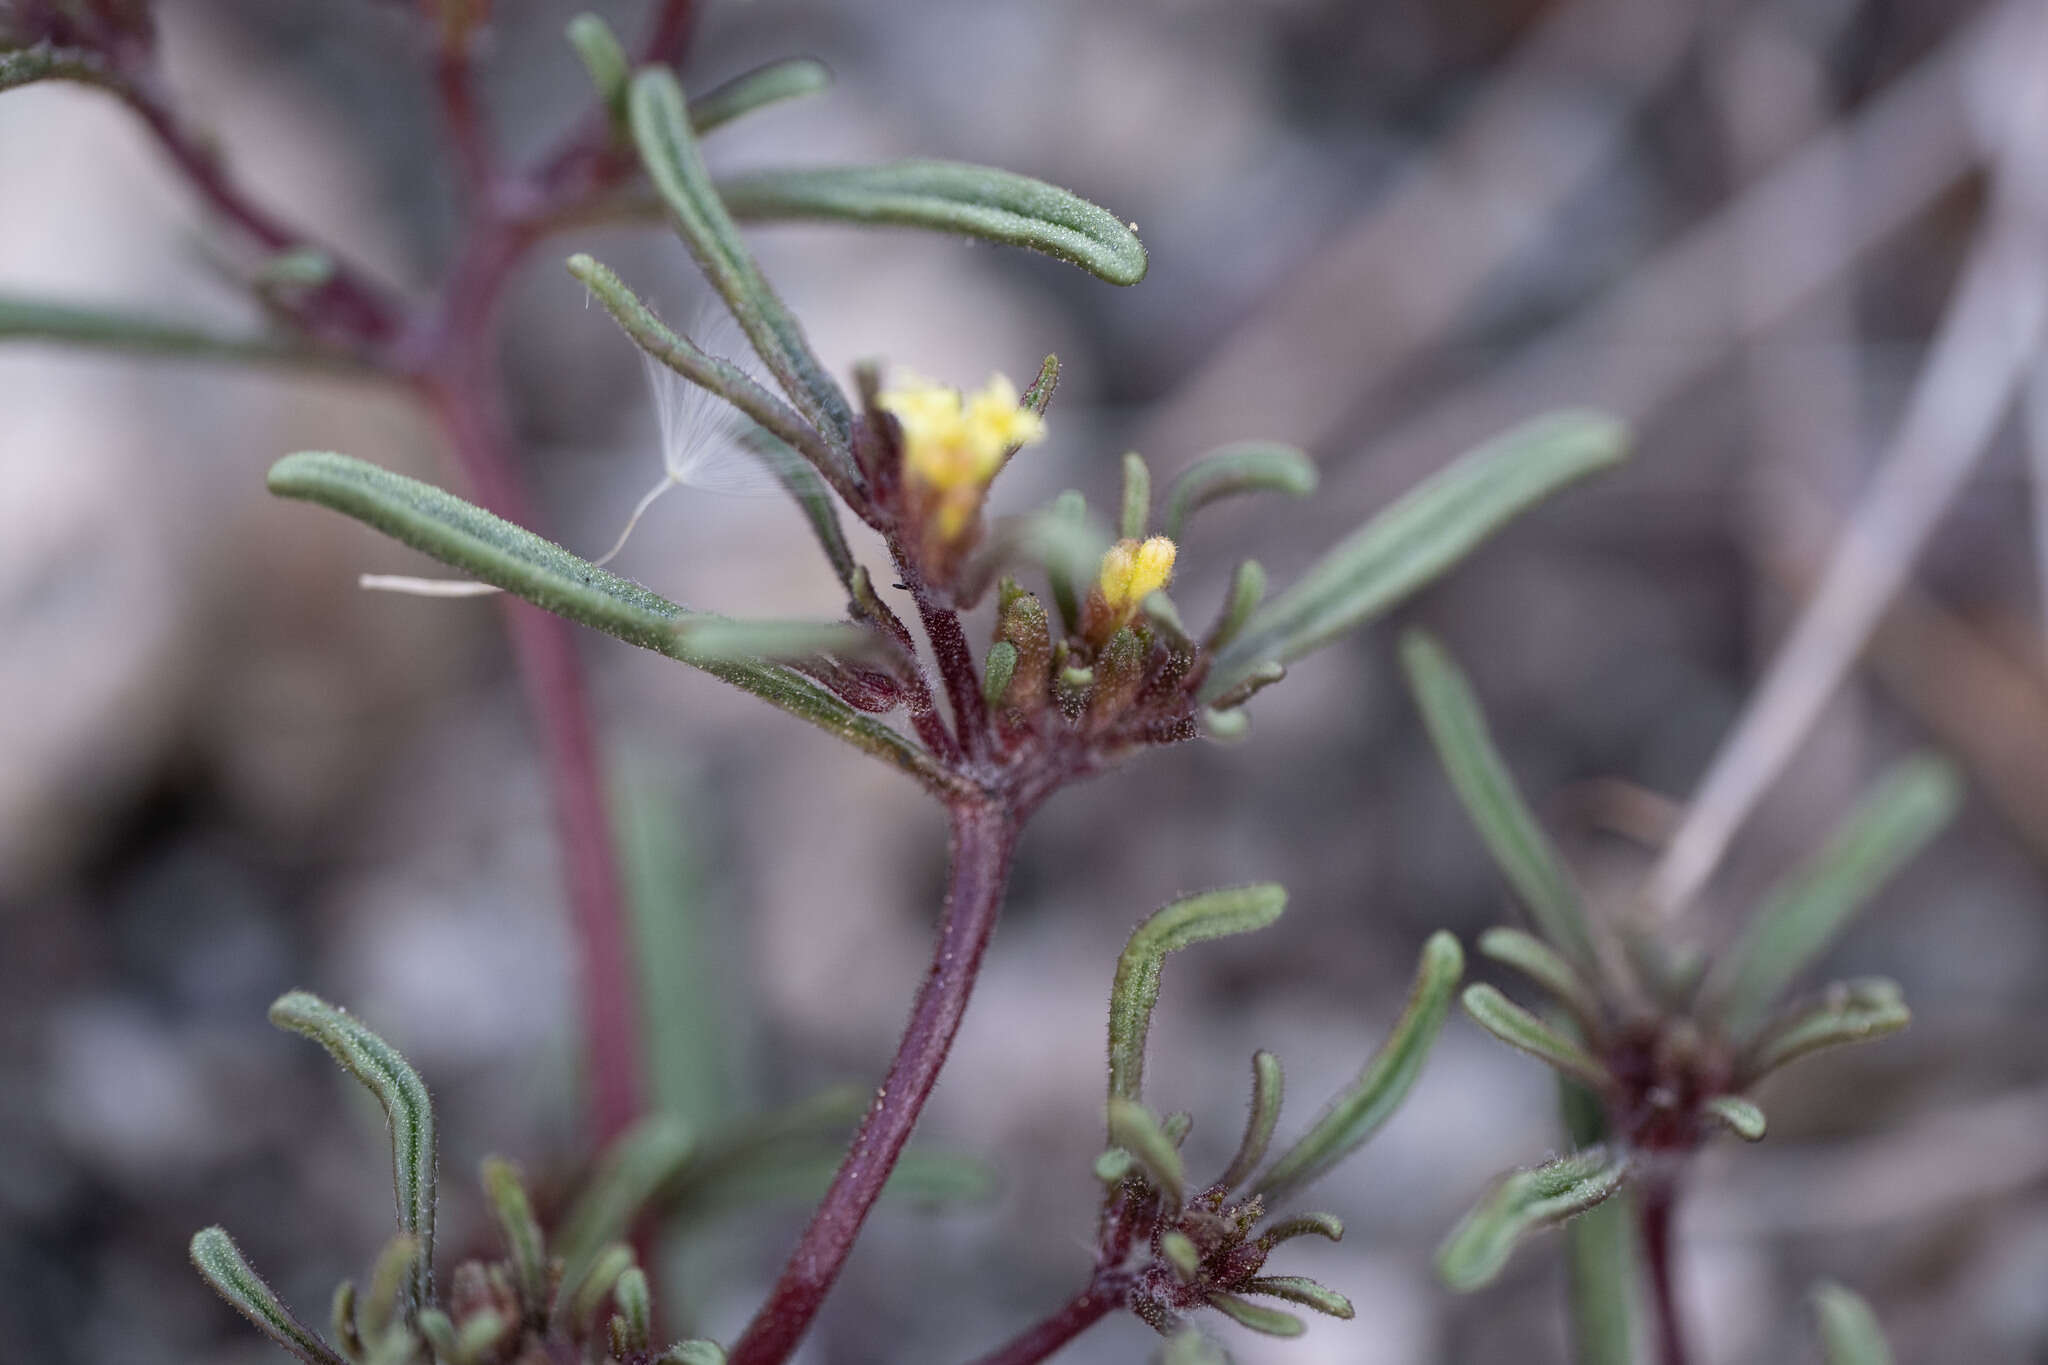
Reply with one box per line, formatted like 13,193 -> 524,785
1098,536 -> 1177,622
879,373 -> 1045,537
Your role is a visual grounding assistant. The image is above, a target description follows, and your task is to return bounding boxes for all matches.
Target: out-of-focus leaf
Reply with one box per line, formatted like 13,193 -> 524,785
1107,1097 -> 1186,1207
1121,452 -> 1153,540
1205,1293 -> 1304,1338
1206,560 -> 1265,652
1461,984 -> 1612,1090
718,160 -> 1148,286
1744,978 -> 1911,1079
1159,1328 -> 1230,1365
675,617 -> 892,665
266,453 -> 949,792
1,44 -> 120,92
481,1158 -> 548,1313
189,1228 -> 348,1365
1108,885 -> 1287,1103
1812,1282 -> 1894,1365
1244,1277 -> 1354,1320
1160,1230 -> 1202,1281
553,1116 -> 692,1301
1700,1094 -> 1766,1142
1205,411 -> 1626,700
1478,928 -> 1600,1026
1162,444 -> 1317,543
1217,1051 -> 1284,1191
0,295 -> 373,373
1258,1212 -> 1343,1250
1255,932 -> 1463,1200
658,1343 -> 727,1365
565,14 -> 629,124
1437,1146 -> 1631,1292
1566,1194 -> 1638,1365
1712,755 -> 1959,1038
269,993 -> 436,1308
688,57 -> 831,135
1403,632 -> 1597,966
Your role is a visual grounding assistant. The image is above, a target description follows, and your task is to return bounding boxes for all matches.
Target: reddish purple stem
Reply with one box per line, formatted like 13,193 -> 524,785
968,1284 -> 1121,1365
1641,1175 -> 1691,1365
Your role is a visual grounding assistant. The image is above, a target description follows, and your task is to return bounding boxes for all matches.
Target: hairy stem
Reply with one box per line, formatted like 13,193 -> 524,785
968,1283 -> 1121,1365
1640,1175 -> 1690,1365
730,799 -> 1020,1365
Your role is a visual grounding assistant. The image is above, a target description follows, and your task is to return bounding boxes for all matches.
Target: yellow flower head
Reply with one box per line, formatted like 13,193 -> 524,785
1097,536 -> 1177,625
879,372 -> 1045,539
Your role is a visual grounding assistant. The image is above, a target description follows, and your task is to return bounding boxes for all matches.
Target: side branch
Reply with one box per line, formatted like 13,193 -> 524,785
968,1283 -> 1122,1365
729,801 -> 1019,1365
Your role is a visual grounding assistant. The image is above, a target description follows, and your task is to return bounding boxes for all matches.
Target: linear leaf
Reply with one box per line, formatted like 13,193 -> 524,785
1159,1229 -> 1202,1282
480,1158 -> 548,1314
658,1344 -> 727,1365
1404,632 -> 1597,965
565,14 -> 629,124
1243,1277 -> 1354,1320
0,295 -> 373,374
1205,1293 -> 1304,1338
1217,1051 -> 1284,1191
268,993 -> 435,1309
675,617 -> 890,665
1107,1097 -> 1186,1207
1108,885 -> 1287,1104
1121,452 -> 1153,540
1162,444 -> 1318,543
1712,755 -> 1959,1038
1478,928 -> 1600,1025
689,57 -> 831,135
267,453 -> 949,792
1205,411 -> 1626,699
1258,1212 -> 1343,1250
1812,1282 -> 1894,1365
1206,559 -> 1266,652
1566,1192 -> 1639,1365
719,160 -> 1148,286
190,1228 -> 349,1365
1743,978 -> 1911,1080
1699,1094 -> 1766,1142
554,1116 -> 692,1300
629,70 -> 853,445
1255,932 -> 1463,1200
1438,1146 -> 1631,1292
1461,984 -> 1612,1090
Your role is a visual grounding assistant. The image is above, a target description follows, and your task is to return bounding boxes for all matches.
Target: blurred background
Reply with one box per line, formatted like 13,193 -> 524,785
4,0 -> 2047,1361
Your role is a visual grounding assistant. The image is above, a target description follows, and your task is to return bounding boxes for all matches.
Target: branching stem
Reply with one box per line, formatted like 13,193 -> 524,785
967,1282 -> 1122,1365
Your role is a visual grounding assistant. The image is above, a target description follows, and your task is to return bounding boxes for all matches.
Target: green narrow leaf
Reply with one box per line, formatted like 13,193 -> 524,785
1094,1148 -> 1135,1184
1162,444 -> 1318,544
1107,1098 -> 1187,1207
1243,1277 -> 1354,1320
983,640 -> 1019,708
1108,885 -> 1288,1104
1044,490 -> 1090,634
267,453 -> 951,793
1159,1230 -> 1202,1281
1258,1212 -> 1343,1250
1205,1293 -> 1305,1338
1712,755 -> 1959,1038
1812,1282 -> 1895,1365
1217,1051 -> 1284,1191
629,70 -> 854,445
671,1146 -> 994,1225
1206,411 -> 1626,699
1206,560 -> 1266,653
480,1158 -> 547,1315
658,1344 -> 727,1365
719,160 -> 1148,287
358,1234 -> 417,1342
1700,1094 -> 1766,1142
1437,1146 -> 1632,1292
1020,354 -> 1060,414
563,1244 -> 635,1329
1159,1328 -> 1230,1365
1255,932 -> 1463,1201
554,1116 -> 692,1298
456,1311 -> 508,1364
1566,1193 -> 1639,1365
330,1281 -> 362,1360
1121,452 -> 1153,540
1461,984 -> 1613,1090
1478,928 -> 1600,1026
190,1228 -> 349,1365
565,14 -> 629,124
1744,978 -> 1911,1079
689,57 -> 831,135
268,993 -> 435,1309
416,1309 -> 457,1361
1402,632 -> 1597,965
0,295 -> 374,374
675,618 -> 891,665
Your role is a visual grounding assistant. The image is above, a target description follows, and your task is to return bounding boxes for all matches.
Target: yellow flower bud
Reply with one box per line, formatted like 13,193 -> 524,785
878,373 -> 1046,539
1096,536 -> 1177,625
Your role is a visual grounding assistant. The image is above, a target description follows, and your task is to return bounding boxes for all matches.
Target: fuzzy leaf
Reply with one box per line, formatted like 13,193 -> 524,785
267,453 -> 947,791
1461,984 -> 1612,1090
565,14 -> 629,124
481,1158 -> 548,1314
629,70 -> 853,444
0,295 -> 372,373
190,1228 -> 349,1365
1244,1276 -> 1354,1320
1812,1282 -> 1894,1365
1107,1098 -> 1187,1207
1044,490 -> 1090,634
1255,932 -> 1463,1200
1744,978 -> 1911,1079
1258,1212 -> 1343,1250
268,993 -> 435,1309
1108,885 -> 1288,1104
1162,444 -> 1318,543
1700,1094 -> 1767,1142
676,618 -> 890,665
564,1244 -> 635,1329
1160,1230 -> 1202,1281
1205,1293 -> 1305,1338
1403,632 -> 1597,965
1712,755 -> 1958,1038
1438,1146 -> 1632,1292
658,1344 -> 727,1365
983,640 -> 1019,708
1478,927 -> 1600,1026
689,57 -> 831,135
358,1234 -> 417,1343
1159,1329 -> 1231,1365
1206,560 -> 1265,652
719,160 -> 1148,286
1205,411 -> 1626,700
1217,1051 -> 1284,1191
1093,1148 -> 1135,1184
